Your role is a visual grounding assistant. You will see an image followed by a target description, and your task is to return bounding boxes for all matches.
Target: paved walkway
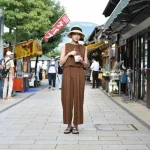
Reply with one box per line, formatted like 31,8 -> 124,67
0,81 -> 47,112
111,95 -> 150,128
0,81 -> 150,150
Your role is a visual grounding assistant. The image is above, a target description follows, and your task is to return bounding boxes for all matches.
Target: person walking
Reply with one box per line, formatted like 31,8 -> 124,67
57,61 -> 63,89
46,56 -> 58,90
0,58 -> 4,99
36,62 -> 40,82
39,66 -> 43,81
2,51 -> 15,100
60,26 -> 88,134
90,57 -> 99,88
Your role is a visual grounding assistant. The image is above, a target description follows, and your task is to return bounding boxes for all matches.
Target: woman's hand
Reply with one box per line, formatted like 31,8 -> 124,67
68,50 -> 77,56
78,56 -> 83,62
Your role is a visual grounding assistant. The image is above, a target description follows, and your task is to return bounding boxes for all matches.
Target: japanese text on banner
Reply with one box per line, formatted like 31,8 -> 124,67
44,14 -> 70,41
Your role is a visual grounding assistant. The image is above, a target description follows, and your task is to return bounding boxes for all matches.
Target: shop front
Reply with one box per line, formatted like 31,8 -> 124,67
101,0 -> 150,107
86,41 -> 105,81
86,41 -> 110,89
126,33 -> 148,102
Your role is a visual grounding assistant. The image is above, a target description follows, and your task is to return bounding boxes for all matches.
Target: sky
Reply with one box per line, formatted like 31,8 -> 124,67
59,0 -> 109,25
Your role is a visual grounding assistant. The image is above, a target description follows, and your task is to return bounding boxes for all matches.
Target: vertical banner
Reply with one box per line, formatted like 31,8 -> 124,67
43,14 -> 70,42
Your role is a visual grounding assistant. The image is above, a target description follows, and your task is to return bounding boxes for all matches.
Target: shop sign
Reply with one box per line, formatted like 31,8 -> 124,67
44,14 -> 70,41
15,39 -> 43,59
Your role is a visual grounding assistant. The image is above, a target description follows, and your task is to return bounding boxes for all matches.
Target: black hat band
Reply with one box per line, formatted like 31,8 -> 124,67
71,27 -> 82,32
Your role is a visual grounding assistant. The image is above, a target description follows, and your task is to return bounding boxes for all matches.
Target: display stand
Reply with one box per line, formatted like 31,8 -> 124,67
103,76 -> 110,92
13,57 -> 30,92
127,68 -> 133,100
108,71 -> 119,96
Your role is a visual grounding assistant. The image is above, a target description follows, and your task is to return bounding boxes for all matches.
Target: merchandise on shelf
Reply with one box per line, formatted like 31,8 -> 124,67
108,80 -> 118,93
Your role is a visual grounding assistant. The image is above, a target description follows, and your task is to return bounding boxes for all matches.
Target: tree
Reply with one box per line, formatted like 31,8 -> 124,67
46,50 -> 61,58
1,0 -> 51,49
0,0 -> 68,52
41,1 -> 69,54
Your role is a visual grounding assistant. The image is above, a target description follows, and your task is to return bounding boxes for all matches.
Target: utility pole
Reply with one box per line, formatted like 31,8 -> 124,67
0,9 -> 4,59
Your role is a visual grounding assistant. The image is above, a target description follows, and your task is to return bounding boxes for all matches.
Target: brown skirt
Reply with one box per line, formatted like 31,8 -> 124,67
61,67 -> 85,125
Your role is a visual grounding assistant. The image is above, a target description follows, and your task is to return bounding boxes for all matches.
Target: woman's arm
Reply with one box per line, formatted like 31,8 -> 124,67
59,44 -> 77,66
79,47 -> 89,67
10,60 -> 15,79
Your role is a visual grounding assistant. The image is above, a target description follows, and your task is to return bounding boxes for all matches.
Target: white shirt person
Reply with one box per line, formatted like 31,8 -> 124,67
90,57 -> 99,88
46,56 -> 58,90
90,60 -> 99,71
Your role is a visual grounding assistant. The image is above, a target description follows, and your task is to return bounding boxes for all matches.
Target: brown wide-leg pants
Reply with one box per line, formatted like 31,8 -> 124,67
61,67 -> 85,125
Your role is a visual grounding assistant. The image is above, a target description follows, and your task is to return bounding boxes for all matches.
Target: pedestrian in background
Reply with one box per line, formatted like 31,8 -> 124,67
36,61 -> 40,83
2,51 -> 15,100
58,60 -> 63,89
39,66 -> 43,81
90,70 -> 93,84
0,58 -> 4,99
90,57 -> 99,88
60,26 -> 88,134
46,56 -> 58,90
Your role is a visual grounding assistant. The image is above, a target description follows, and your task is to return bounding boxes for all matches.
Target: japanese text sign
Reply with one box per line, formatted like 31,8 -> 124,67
44,14 -> 70,41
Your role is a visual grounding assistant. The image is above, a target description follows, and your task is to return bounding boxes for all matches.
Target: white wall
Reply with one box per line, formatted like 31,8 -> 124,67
31,61 -> 48,70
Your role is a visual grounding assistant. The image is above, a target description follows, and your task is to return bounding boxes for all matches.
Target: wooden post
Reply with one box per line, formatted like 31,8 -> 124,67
147,32 -> 150,108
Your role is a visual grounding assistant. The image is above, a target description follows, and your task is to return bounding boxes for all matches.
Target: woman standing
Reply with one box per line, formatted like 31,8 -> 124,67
60,26 -> 88,134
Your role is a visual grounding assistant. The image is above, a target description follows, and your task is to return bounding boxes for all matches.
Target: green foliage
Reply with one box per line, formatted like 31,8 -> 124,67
46,50 -> 61,57
1,0 -> 68,53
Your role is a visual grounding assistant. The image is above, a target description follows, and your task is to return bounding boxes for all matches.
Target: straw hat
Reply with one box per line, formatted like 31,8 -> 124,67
67,26 -> 85,39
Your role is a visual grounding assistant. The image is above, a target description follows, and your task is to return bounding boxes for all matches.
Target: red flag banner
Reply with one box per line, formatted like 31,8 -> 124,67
43,14 -> 70,42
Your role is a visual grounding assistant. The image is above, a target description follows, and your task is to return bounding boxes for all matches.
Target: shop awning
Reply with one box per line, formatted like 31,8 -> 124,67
15,39 -> 42,60
102,0 -> 150,40
103,0 -> 120,17
103,0 -> 130,31
86,41 -> 105,51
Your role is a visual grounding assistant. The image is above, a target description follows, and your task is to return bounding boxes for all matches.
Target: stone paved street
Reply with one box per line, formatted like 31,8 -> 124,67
0,80 -> 150,150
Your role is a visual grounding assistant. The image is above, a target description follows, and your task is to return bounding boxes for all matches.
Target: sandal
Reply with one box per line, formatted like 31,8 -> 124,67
3,98 -> 7,100
64,126 -> 72,134
7,97 -> 13,100
72,126 -> 79,134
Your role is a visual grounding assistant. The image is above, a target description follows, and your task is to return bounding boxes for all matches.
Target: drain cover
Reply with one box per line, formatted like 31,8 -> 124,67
95,124 -> 138,131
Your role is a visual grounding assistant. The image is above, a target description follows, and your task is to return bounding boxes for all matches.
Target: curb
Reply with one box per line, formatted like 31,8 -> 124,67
0,84 -> 48,114
0,93 -> 35,114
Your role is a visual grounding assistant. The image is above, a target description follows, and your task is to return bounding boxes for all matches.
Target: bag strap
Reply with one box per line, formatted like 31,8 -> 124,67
5,59 -> 12,64
47,61 -> 51,70
4,59 -> 11,65
3,59 -> 12,68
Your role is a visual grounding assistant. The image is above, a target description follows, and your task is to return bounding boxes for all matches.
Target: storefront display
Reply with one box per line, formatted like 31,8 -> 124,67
108,80 -> 118,96
101,70 -> 110,91
12,39 -> 43,92
108,70 -> 119,96
127,68 -> 133,100
13,57 -> 31,92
